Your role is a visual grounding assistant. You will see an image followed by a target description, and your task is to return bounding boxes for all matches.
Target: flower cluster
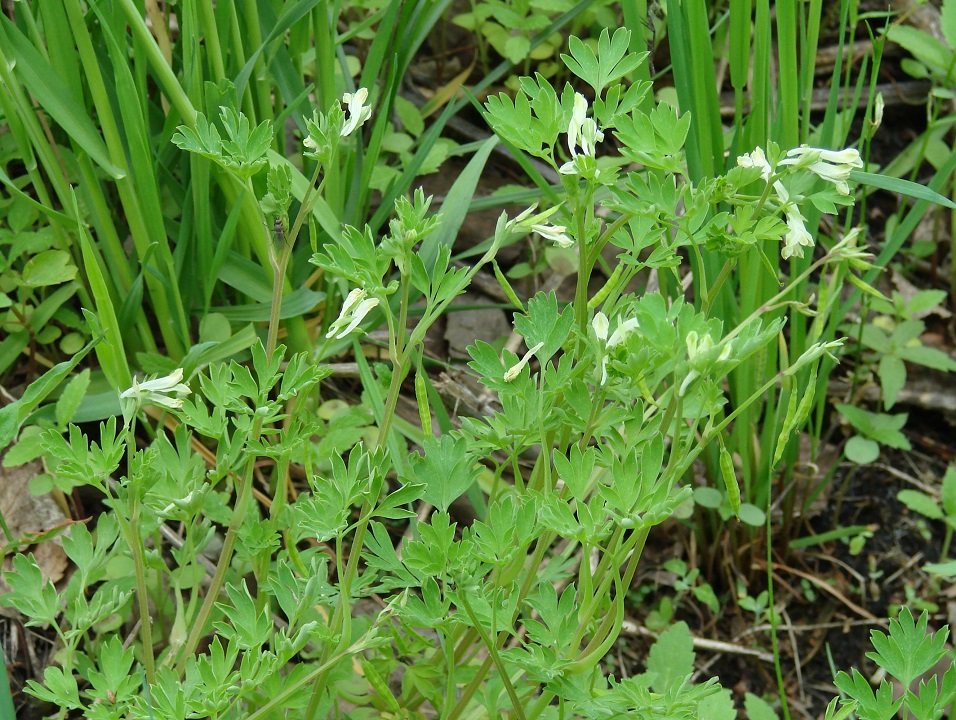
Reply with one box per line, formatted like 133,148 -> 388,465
592,312 -> 640,385
533,223 -> 573,249
304,88 -> 373,159
341,88 -> 372,138
560,93 -> 604,178
679,331 -> 731,397
120,368 -> 191,413
778,146 -> 863,196
736,144 -> 862,259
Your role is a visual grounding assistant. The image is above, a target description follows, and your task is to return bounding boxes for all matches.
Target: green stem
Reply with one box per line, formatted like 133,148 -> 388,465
573,204 -> 593,338
117,419 -> 156,683
767,486 -> 792,720
458,592 -> 528,720
174,453 -> 258,675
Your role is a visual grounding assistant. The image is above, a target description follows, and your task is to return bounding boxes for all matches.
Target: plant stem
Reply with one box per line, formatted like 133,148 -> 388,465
117,419 -> 156,683
459,593 -> 528,720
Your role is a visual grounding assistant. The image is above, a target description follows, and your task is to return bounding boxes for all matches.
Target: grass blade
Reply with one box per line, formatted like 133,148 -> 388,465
0,16 -> 124,179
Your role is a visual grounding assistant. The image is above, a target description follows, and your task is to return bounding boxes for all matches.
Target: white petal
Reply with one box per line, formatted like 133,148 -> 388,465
816,147 -> 862,167
607,317 -> 639,348
592,312 -> 609,342
782,207 -> 814,259
737,147 -> 773,180
567,93 -> 588,157
559,160 -> 578,175
503,341 -> 544,382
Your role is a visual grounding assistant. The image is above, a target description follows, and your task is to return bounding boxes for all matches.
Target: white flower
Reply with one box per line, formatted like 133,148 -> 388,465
782,205 -> 814,259
503,342 -> 544,382
326,288 -> 380,339
594,315 -> 639,385
771,181 -> 813,258
303,135 -> 318,150
121,368 -> 191,411
736,147 -> 773,181
778,145 -> 863,195
870,92 -> 884,136
579,117 -> 604,158
341,88 -> 372,137
561,93 -> 604,175
567,93 -> 589,158
504,205 -> 539,233
533,223 -> 573,249
607,317 -> 639,349
785,146 -> 863,167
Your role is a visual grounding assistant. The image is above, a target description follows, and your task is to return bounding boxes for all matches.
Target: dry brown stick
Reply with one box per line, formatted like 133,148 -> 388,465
753,561 -> 879,621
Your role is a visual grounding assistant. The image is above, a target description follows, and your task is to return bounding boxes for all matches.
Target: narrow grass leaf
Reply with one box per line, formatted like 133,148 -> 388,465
210,288 -> 325,322
233,0 -> 322,97
0,336 -> 99,451
73,193 -> 130,391
789,525 -> 875,549
849,170 -> 956,210
0,17 -> 124,179
219,253 -> 274,303
421,136 -> 498,269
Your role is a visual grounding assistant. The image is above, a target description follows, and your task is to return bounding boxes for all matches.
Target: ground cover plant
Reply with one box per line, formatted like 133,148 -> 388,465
2,0 -> 956,719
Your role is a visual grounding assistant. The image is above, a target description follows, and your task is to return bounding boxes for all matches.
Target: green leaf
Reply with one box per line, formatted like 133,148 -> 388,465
394,95 -> 424,137
845,436 -> 880,464
553,444 -> 597,502
209,287 -> 326,322
883,26 -> 954,78
423,135 -> 498,269
561,28 -> 642,95
503,34 -> 531,64
467,340 -> 511,391
646,621 -> 694,692
837,404 -> 911,450
744,693 -> 779,720
513,291 -> 573,365
694,486 -> 722,509
363,521 -> 421,589
897,489 -> 943,520
55,368 -> 91,428
897,344 -> 956,372
788,525 -> 876,549
214,581 -> 273,650
877,354 -> 906,409
407,435 -> 481,513
0,336 -> 98,451
25,666 -> 82,710
87,636 -> 136,706
834,668 -> 901,720
404,511 -> 459,578
171,112 -> 223,162
924,559 -> 956,576
483,91 -> 554,158
866,606 -> 948,687
941,466 -> 956,518
21,250 -> 77,287
907,289 -> 948,316
850,169 -> 956,210
737,503 -> 766,528
0,554 -> 60,626
944,0 -> 956,48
